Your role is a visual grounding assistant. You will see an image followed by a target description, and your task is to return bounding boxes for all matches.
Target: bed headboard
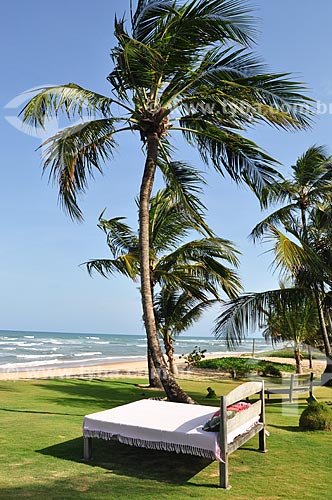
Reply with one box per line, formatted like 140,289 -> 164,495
218,381 -> 266,489
224,381 -> 264,407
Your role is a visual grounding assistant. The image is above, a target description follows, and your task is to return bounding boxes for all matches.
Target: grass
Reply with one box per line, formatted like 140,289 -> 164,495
0,375 -> 332,499
196,357 -> 295,376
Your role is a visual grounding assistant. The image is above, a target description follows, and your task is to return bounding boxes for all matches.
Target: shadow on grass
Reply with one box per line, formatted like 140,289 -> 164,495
32,379 -> 214,412
0,384 -> 18,392
268,423 -> 300,432
38,437 -> 214,486
0,407 -> 83,416
32,379 -> 166,411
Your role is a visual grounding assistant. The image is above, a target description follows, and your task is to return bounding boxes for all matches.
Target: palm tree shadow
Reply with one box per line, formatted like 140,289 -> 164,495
0,407 -> 83,416
33,379 -> 164,410
37,437 -> 214,485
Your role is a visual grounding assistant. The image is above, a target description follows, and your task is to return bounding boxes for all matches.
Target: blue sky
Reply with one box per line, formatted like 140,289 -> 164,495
1,0 -> 332,336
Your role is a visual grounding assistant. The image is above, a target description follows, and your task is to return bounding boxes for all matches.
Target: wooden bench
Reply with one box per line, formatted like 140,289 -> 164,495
265,372 -> 314,403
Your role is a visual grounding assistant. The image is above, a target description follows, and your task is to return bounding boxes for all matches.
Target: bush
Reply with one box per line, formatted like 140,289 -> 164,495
259,363 -> 282,377
195,357 -> 293,377
180,346 -> 207,369
299,402 -> 332,431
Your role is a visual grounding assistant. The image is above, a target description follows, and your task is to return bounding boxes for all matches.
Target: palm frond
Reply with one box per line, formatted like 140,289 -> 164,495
214,287 -> 312,347
162,47 -> 266,109
157,144 -> 213,236
258,180 -> 294,209
20,84 -> 120,129
40,118 -> 120,219
154,287 -> 216,334
156,270 -> 212,301
156,238 -> 242,299
294,145 -> 332,184
132,0 -> 256,49
178,117 -> 282,196
148,189 -> 193,253
174,297 -> 217,331
162,45 -> 313,131
160,238 -> 240,268
97,216 -> 138,257
84,255 -> 139,280
264,225 -> 328,282
109,32 -> 165,95
250,203 -> 299,242
131,0 -> 175,44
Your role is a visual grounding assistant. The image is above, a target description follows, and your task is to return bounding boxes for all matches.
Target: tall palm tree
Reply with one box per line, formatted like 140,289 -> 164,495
154,288 -> 216,375
20,0 -> 312,402
86,187 -> 241,383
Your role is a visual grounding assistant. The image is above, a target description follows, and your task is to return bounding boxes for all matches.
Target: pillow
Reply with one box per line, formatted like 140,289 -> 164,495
202,402 -> 251,432
203,410 -> 238,432
227,402 -> 251,412
202,414 -> 221,432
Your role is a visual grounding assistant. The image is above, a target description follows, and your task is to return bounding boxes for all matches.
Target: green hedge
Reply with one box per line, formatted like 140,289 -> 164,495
195,357 -> 294,377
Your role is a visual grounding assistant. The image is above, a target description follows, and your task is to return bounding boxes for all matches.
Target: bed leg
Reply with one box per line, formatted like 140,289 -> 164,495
219,395 -> 231,489
84,437 -> 92,460
259,381 -> 267,453
219,457 -> 231,489
259,428 -> 267,453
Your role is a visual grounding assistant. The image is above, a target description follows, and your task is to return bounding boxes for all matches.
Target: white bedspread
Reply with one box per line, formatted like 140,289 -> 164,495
83,400 -> 259,461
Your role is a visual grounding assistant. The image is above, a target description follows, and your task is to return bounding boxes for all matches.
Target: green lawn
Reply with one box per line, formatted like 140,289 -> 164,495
0,376 -> 332,499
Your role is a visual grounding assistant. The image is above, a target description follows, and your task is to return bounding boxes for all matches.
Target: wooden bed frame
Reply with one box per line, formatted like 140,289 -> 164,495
83,381 -> 266,489
218,380 -> 266,489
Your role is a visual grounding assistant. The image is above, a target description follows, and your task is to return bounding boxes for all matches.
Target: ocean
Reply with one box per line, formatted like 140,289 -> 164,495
0,330 -> 274,373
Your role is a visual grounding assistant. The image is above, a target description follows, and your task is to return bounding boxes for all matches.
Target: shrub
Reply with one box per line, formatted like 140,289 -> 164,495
259,363 -> 282,377
196,357 -> 293,377
299,402 -> 332,431
180,346 -> 207,369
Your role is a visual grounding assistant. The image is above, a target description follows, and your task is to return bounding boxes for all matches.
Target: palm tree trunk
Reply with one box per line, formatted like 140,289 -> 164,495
308,344 -> 313,369
294,343 -> 302,374
163,332 -> 178,376
139,131 -> 195,403
313,287 -> 332,385
147,345 -> 163,389
325,307 -> 332,338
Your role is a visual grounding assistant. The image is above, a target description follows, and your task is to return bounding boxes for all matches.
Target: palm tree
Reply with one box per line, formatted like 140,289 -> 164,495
20,0 -> 312,402
248,146 -> 332,382
213,286 -> 320,372
214,146 -> 332,378
86,187 -> 241,382
260,287 -> 319,374
214,211 -> 332,380
154,288 -> 216,376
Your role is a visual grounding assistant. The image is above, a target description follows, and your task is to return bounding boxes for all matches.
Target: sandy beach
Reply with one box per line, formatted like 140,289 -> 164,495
0,352 -> 326,381
0,352 -> 236,381
0,359 -> 151,381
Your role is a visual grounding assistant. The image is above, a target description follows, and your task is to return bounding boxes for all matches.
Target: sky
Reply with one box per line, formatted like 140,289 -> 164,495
1,0 -> 332,336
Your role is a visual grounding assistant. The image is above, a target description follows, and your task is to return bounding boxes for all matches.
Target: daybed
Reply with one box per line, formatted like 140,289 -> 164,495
83,381 -> 266,489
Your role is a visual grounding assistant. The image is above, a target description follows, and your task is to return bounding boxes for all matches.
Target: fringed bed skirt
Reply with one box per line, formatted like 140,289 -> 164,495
83,429 -> 216,460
